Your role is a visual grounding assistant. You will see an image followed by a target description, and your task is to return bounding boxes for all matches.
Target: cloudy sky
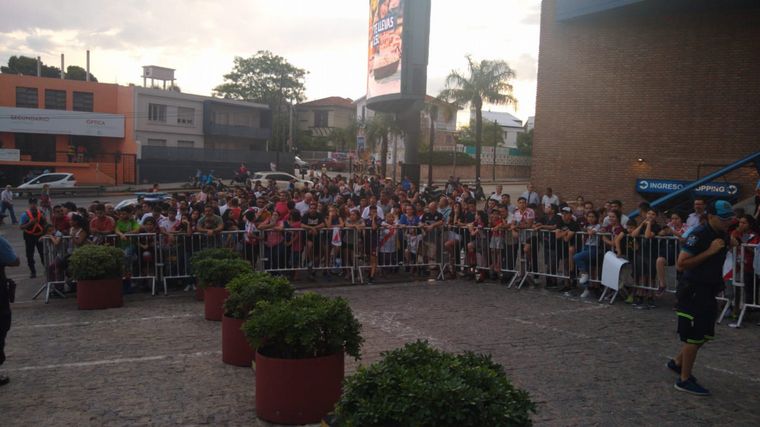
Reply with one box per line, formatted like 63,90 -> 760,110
0,0 -> 541,122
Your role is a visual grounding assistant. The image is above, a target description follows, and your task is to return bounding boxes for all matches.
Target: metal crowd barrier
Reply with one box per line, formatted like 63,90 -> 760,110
37,233 -> 159,303
718,243 -> 759,328
353,224 -> 446,283
43,224 -> 759,326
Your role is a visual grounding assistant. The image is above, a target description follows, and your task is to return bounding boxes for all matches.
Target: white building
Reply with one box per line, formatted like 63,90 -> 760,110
471,110 -> 524,149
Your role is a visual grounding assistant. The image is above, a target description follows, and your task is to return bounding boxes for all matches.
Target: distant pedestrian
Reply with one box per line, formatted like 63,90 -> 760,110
0,234 -> 20,386
1,185 -> 17,225
669,200 -> 734,396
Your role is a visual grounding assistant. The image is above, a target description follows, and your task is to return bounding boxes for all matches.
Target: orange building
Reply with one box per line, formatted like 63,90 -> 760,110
0,74 -> 136,185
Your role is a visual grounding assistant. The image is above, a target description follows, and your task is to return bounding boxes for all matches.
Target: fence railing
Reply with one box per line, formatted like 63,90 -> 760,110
36,227 -> 760,321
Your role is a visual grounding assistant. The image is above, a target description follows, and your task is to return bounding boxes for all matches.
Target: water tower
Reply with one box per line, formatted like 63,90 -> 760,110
142,65 -> 176,89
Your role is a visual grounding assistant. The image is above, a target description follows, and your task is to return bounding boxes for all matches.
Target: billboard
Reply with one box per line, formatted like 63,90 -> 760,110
367,0 -> 405,100
0,107 -> 125,138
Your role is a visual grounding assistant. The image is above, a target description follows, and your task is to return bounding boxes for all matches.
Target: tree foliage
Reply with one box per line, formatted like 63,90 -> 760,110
213,51 -> 307,152
439,56 -> 517,180
365,113 -> 403,177
517,129 -> 533,155
213,51 -> 306,106
1,55 -> 98,81
457,119 -> 504,147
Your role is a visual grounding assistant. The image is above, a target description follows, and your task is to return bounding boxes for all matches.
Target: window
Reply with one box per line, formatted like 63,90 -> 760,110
314,110 -> 329,128
148,103 -> 167,122
177,107 -> 194,126
177,140 -> 195,148
16,87 -> 38,108
73,92 -> 94,112
34,174 -> 68,184
45,90 -> 66,110
146,139 -> 167,147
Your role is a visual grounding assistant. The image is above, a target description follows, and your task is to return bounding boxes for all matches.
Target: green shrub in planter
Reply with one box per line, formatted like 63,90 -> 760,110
223,272 -> 295,320
243,292 -> 362,360
69,244 -> 125,280
334,340 -> 536,427
194,258 -> 253,289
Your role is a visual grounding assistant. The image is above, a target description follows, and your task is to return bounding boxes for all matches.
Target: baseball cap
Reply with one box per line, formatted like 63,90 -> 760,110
709,200 -> 735,220
561,206 -> 573,214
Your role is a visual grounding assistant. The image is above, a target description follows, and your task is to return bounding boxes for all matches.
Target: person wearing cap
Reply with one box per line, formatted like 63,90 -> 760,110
18,198 -> 47,278
0,185 -> 17,225
669,200 -> 735,396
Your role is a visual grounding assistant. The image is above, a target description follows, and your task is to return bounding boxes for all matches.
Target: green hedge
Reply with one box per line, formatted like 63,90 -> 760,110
69,245 -> 124,280
419,151 -> 477,166
334,341 -> 536,426
243,292 -> 363,360
223,272 -> 295,319
194,258 -> 253,289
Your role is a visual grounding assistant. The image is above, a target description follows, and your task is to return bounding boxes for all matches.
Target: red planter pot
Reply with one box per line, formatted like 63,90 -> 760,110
77,278 -> 124,310
204,287 -> 229,321
254,350 -> 344,425
222,316 -> 256,367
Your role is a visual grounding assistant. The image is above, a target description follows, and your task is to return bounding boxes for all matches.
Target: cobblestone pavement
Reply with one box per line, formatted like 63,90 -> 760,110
2,275 -> 760,426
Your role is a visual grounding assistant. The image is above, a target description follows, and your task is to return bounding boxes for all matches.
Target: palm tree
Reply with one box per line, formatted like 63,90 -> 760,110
365,113 -> 403,177
439,56 -> 517,180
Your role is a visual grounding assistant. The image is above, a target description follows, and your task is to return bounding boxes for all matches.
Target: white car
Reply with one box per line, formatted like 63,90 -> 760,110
18,173 -> 76,190
251,172 -> 312,191
294,156 -> 309,169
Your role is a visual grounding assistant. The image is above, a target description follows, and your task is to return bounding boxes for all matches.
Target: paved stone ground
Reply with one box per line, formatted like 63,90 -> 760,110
2,276 -> 760,426
2,199 -> 760,426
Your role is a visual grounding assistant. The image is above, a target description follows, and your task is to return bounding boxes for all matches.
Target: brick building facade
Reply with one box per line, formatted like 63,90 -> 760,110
532,0 -> 760,212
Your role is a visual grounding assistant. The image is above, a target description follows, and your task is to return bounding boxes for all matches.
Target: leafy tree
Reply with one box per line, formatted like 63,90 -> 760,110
440,56 -> 517,179
1,55 -> 60,77
65,65 -> 97,82
1,55 -> 98,81
517,128 -> 533,155
456,119 -> 504,147
365,113 -> 403,178
214,51 -> 307,152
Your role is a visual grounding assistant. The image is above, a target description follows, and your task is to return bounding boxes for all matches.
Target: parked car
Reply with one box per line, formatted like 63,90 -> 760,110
18,173 -> 76,190
114,193 -> 173,212
310,157 -> 348,172
251,172 -> 312,191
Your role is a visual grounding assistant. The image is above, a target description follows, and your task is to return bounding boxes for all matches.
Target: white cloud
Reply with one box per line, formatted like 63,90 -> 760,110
0,0 -> 540,120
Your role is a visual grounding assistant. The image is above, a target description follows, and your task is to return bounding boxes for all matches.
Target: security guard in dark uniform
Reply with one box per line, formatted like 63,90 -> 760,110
668,200 -> 735,396
0,234 -> 20,386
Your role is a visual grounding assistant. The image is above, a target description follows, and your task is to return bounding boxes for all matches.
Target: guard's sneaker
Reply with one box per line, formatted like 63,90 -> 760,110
579,289 -> 591,299
624,294 -> 634,304
667,359 -> 681,375
674,377 -> 710,396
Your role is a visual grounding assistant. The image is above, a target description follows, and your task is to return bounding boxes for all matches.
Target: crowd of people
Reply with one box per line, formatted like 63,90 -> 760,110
2,172 -> 759,311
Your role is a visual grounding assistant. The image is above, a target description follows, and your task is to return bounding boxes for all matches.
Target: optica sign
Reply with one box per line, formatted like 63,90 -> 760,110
636,178 -> 739,197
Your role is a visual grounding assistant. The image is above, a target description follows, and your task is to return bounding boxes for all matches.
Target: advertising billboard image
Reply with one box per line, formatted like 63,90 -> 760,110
367,0 -> 404,100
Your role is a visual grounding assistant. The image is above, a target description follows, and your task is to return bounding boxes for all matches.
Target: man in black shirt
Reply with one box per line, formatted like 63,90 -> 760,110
301,203 -> 324,277
421,202 -> 444,280
669,200 -> 734,396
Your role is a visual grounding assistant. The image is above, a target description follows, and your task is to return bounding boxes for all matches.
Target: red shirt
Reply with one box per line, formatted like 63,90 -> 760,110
52,215 -> 71,234
90,216 -> 115,234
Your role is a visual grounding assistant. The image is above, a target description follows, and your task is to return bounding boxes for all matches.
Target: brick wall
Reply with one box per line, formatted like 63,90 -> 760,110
532,1 -> 760,211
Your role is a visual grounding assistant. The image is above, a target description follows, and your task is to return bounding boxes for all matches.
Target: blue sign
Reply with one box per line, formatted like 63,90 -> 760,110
636,178 -> 739,197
